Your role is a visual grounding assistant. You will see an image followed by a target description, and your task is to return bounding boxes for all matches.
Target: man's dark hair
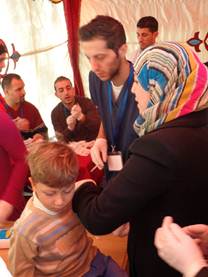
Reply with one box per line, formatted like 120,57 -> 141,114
54,76 -> 72,91
137,16 -> 158,32
1,73 -> 21,90
79,15 -> 126,53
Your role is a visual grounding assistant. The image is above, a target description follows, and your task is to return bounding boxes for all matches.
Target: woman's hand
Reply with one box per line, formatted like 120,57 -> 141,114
183,224 -> 208,258
154,216 -> 207,277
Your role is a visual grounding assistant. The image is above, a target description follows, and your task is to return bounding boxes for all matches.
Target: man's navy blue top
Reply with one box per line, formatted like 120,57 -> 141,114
89,65 -> 138,165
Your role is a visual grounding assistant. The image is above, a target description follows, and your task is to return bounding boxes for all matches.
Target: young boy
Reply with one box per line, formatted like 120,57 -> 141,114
8,141 -> 127,277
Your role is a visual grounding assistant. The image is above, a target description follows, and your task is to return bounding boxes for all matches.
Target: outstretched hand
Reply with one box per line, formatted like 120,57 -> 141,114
90,138 -> 107,170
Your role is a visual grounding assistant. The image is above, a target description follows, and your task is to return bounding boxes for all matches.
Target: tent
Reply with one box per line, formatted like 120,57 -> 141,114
0,0 -> 207,136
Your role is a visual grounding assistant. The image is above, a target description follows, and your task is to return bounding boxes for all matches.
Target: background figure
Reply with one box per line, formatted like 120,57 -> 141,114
0,41 -> 8,75
51,76 -> 100,143
9,141 -> 127,277
155,217 -> 208,277
0,40 -> 8,105
1,73 -> 48,141
79,15 -> 138,180
0,52 -> 28,221
73,42 -> 208,277
128,16 -> 158,63
0,109 -> 28,221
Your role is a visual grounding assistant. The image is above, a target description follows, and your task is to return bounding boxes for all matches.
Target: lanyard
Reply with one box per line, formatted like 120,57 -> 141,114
107,63 -> 134,148
63,105 -> 70,118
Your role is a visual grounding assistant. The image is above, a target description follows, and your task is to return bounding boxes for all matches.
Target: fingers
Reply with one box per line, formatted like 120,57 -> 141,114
162,216 -> 173,227
100,147 -> 107,163
154,227 -> 164,249
90,146 -> 105,169
183,224 -> 208,238
169,223 -> 188,242
90,138 -> 107,169
155,217 -> 175,248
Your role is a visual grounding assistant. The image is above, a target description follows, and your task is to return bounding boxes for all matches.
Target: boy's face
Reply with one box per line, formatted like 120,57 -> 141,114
32,182 -> 75,213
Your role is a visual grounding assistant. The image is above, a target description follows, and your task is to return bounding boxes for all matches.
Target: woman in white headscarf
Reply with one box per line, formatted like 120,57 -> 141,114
73,42 -> 208,277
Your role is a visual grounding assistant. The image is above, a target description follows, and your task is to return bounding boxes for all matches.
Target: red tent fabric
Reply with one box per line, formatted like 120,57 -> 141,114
63,0 -> 84,96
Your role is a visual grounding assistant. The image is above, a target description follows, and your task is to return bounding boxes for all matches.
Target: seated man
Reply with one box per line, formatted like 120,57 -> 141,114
51,76 -> 100,143
1,73 -> 48,141
128,16 -> 159,63
0,46 -> 29,220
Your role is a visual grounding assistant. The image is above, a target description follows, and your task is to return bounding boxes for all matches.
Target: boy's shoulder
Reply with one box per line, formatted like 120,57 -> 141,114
13,199 -> 83,245
13,198 -> 53,240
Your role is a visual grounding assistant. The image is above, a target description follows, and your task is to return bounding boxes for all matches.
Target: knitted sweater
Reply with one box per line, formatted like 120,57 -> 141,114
9,195 -> 97,277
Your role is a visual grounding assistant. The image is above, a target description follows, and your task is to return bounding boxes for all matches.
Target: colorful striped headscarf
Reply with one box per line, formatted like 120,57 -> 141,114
133,42 -> 208,137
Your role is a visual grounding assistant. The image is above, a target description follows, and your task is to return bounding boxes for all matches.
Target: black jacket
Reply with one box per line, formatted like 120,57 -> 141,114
73,109 -> 208,277
196,267 -> 208,277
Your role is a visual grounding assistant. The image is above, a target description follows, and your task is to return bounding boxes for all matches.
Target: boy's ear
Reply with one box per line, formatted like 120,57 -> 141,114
28,177 -> 35,191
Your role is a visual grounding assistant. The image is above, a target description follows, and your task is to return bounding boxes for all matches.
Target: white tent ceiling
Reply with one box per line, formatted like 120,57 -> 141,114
0,0 -> 207,137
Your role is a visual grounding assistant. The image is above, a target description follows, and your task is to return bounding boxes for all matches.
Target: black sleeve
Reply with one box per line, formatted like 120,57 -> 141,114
73,139 -> 171,235
195,267 -> 208,277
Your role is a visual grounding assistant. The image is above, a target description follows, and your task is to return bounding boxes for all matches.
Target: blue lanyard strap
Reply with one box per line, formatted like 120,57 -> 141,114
107,63 -> 134,147
63,105 -> 70,118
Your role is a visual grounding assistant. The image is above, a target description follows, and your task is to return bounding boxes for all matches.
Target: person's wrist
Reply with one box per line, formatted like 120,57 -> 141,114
183,259 -> 207,277
75,179 -> 96,190
95,137 -> 107,143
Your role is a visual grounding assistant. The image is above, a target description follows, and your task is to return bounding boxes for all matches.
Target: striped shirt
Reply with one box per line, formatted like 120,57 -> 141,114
9,195 -> 97,277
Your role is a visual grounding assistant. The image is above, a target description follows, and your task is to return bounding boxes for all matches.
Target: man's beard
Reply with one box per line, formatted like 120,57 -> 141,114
108,58 -> 121,81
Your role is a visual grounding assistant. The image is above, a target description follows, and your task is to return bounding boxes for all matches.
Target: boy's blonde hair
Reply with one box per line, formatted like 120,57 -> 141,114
27,141 -> 78,188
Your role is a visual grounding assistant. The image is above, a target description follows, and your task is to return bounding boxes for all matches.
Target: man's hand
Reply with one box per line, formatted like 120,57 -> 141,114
0,200 -> 14,221
13,117 -> 30,131
69,140 -> 95,156
71,104 -> 85,121
90,138 -> 107,170
32,133 -> 44,142
154,216 -> 207,277
66,115 -> 76,131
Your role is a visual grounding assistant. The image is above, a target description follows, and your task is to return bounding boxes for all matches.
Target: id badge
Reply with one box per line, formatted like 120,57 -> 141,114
107,151 -> 123,171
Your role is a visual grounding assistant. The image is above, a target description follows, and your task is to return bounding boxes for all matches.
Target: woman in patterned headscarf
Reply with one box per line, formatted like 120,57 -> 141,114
73,42 -> 208,277
132,41 -> 208,137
